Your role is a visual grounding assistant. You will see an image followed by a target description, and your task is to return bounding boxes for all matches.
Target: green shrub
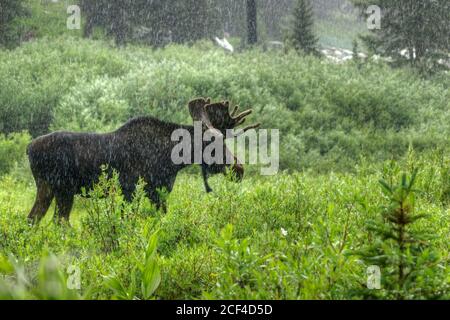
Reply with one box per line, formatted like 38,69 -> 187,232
0,132 -> 30,175
0,38 -> 130,136
52,77 -> 130,132
81,166 -> 152,253
158,244 -> 217,299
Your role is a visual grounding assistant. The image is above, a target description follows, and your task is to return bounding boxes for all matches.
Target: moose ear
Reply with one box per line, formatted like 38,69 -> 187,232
188,98 -> 209,122
188,98 -> 218,131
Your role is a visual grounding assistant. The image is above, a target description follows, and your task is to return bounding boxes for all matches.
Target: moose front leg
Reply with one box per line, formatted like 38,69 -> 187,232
145,177 -> 175,213
201,165 -> 213,193
54,192 -> 74,224
146,189 -> 168,213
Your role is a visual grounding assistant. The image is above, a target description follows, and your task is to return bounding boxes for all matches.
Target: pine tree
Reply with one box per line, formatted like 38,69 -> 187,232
286,0 -> 318,55
352,39 -> 362,67
352,170 -> 449,299
351,0 -> 450,73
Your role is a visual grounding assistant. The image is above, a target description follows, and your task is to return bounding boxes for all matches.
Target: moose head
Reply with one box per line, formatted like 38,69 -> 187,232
188,98 -> 260,192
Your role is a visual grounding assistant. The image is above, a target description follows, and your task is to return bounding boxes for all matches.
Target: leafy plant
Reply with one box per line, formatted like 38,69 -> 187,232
81,166 -> 150,253
104,230 -> 161,300
205,224 -> 266,299
0,253 -> 82,300
0,132 -> 30,175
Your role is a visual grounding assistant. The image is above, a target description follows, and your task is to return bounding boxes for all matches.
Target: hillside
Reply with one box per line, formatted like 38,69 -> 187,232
1,37 -> 449,174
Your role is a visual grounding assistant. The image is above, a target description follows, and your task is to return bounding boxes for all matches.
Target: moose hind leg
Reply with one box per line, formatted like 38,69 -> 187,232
55,193 -> 74,224
28,182 -> 54,224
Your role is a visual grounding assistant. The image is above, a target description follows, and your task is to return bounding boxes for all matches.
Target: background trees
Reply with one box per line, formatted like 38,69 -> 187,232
80,0 -> 221,46
2,0 -> 448,69
79,0 -> 109,38
0,0 -> 27,48
352,0 -> 450,72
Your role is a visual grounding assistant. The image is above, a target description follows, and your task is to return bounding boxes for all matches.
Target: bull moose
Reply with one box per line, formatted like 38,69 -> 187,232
27,98 -> 259,223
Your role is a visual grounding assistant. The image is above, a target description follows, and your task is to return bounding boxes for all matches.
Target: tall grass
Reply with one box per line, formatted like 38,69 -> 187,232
0,152 -> 449,299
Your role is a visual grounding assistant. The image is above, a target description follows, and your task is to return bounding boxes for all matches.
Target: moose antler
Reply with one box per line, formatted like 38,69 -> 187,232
188,98 -> 260,137
204,101 -> 260,137
228,104 -> 261,137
